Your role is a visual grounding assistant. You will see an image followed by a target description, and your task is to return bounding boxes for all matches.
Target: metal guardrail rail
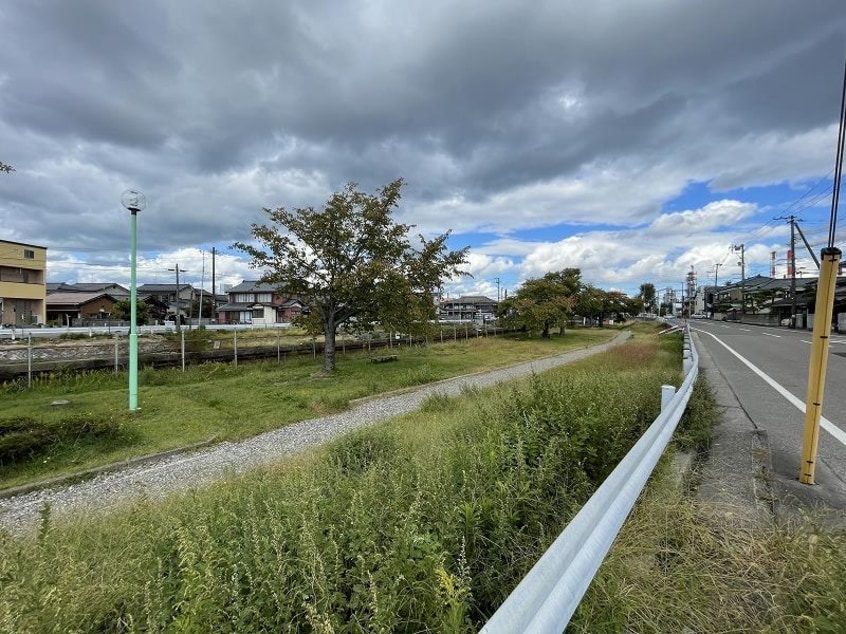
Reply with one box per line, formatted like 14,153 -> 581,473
481,327 -> 699,633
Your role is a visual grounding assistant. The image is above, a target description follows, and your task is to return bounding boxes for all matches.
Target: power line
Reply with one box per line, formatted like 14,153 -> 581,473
828,58 -> 846,248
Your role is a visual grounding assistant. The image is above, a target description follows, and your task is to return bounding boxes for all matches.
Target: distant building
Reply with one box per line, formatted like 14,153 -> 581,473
46,292 -> 118,326
0,239 -> 47,326
439,295 -> 498,321
216,281 -> 304,325
137,283 -> 195,321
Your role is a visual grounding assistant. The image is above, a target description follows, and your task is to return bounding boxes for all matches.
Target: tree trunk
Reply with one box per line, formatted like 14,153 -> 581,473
542,320 -> 550,338
323,316 -> 337,372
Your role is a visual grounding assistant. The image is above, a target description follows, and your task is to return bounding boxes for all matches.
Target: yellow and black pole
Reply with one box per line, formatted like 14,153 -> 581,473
800,57 -> 846,484
799,246 -> 842,484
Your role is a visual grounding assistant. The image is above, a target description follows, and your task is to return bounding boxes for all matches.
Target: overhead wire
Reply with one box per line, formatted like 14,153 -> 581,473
828,57 -> 846,248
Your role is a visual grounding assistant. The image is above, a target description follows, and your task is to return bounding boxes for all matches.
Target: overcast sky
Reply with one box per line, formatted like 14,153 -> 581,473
1,0 -> 844,299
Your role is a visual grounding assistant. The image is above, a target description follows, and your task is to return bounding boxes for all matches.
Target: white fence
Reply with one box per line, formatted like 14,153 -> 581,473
481,327 -> 699,633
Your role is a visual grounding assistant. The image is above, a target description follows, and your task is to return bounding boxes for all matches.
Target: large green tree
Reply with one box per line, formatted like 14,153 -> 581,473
234,179 -> 469,372
575,285 -> 638,326
639,282 -> 656,313
497,268 -> 581,337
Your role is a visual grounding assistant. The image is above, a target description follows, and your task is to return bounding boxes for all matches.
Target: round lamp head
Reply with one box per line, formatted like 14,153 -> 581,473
121,189 -> 146,212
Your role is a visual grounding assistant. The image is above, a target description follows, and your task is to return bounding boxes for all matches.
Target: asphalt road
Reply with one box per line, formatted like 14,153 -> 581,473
685,318 -> 846,510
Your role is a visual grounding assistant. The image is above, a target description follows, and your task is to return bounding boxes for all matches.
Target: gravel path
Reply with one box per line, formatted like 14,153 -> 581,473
0,332 -> 630,535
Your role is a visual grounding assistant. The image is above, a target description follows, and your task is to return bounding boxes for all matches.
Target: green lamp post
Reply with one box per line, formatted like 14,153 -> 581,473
121,189 -> 146,411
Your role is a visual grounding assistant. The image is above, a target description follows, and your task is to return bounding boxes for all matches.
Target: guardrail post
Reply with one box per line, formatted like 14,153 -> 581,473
233,329 -> 238,366
661,385 -> 676,411
181,330 -> 186,372
115,339 -> 119,373
683,341 -> 692,375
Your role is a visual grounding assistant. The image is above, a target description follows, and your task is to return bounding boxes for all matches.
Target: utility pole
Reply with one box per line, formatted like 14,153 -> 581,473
790,217 -> 797,328
211,247 -> 217,322
798,56 -> 845,485
733,243 -> 745,318
494,277 -> 501,302
775,215 -> 798,328
168,264 -> 186,333
197,251 -> 206,326
712,263 -> 721,319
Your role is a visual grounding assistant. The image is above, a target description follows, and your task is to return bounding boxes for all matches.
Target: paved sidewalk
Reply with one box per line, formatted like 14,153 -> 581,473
694,331 -> 846,528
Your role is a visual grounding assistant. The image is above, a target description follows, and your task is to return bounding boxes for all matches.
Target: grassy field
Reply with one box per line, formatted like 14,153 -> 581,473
0,327 -> 686,632
0,327 -> 616,489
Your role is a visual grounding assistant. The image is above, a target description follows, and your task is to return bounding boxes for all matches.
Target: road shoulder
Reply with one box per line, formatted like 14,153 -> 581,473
693,331 -> 846,529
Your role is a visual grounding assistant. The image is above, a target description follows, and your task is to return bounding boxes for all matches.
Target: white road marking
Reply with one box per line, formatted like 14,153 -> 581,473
763,333 -> 781,338
801,340 -> 812,345
740,328 -> 751,332
699,330 -> 846,448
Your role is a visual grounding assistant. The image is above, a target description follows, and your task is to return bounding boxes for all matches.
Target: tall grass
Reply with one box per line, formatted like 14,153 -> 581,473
570,460 -> 846,633
0,335 -> 680,632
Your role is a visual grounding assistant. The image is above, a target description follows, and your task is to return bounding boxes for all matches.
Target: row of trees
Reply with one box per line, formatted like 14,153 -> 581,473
498,269 -> 645,337
24,173 -> 653,372
235,179 -> 662,370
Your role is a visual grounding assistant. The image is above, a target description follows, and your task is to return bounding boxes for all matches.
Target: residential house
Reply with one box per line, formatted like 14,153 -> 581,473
216,281 -> 304,325
439,295 -> 498,321
137,283 -> 195,322
46,292 -> 118,326
0,239 -> 47,326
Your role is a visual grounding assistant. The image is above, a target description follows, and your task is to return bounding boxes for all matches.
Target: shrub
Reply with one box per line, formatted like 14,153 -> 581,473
0,412 -> 135,466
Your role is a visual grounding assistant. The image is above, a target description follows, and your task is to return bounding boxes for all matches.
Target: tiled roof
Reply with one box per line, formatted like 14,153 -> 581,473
216,303 -> 253,312
138,284 -> 192,292
46,292 -> 116,306
47,282 -> 74,292
228,280 -> 282,292
71,283 -> 129,294
442,296 -> 496,303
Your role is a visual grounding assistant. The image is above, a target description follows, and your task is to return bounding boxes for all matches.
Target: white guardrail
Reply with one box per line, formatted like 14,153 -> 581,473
481,326 -> 699,633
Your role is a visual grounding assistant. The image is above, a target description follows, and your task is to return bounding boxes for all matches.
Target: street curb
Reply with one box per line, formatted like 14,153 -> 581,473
0,437 -> 218,500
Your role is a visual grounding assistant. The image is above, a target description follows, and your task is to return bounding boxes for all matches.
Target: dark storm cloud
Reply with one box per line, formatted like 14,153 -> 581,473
0,0 -> 844,255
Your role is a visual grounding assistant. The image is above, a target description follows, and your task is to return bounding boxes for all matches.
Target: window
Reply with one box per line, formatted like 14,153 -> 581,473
23,249 -> 35,259
252,309 -> 264,318
255,292 -> 272,303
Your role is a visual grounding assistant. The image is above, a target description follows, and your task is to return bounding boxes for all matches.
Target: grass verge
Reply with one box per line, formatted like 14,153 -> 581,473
0,328 -> 616,489
572,378 -> 846,633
